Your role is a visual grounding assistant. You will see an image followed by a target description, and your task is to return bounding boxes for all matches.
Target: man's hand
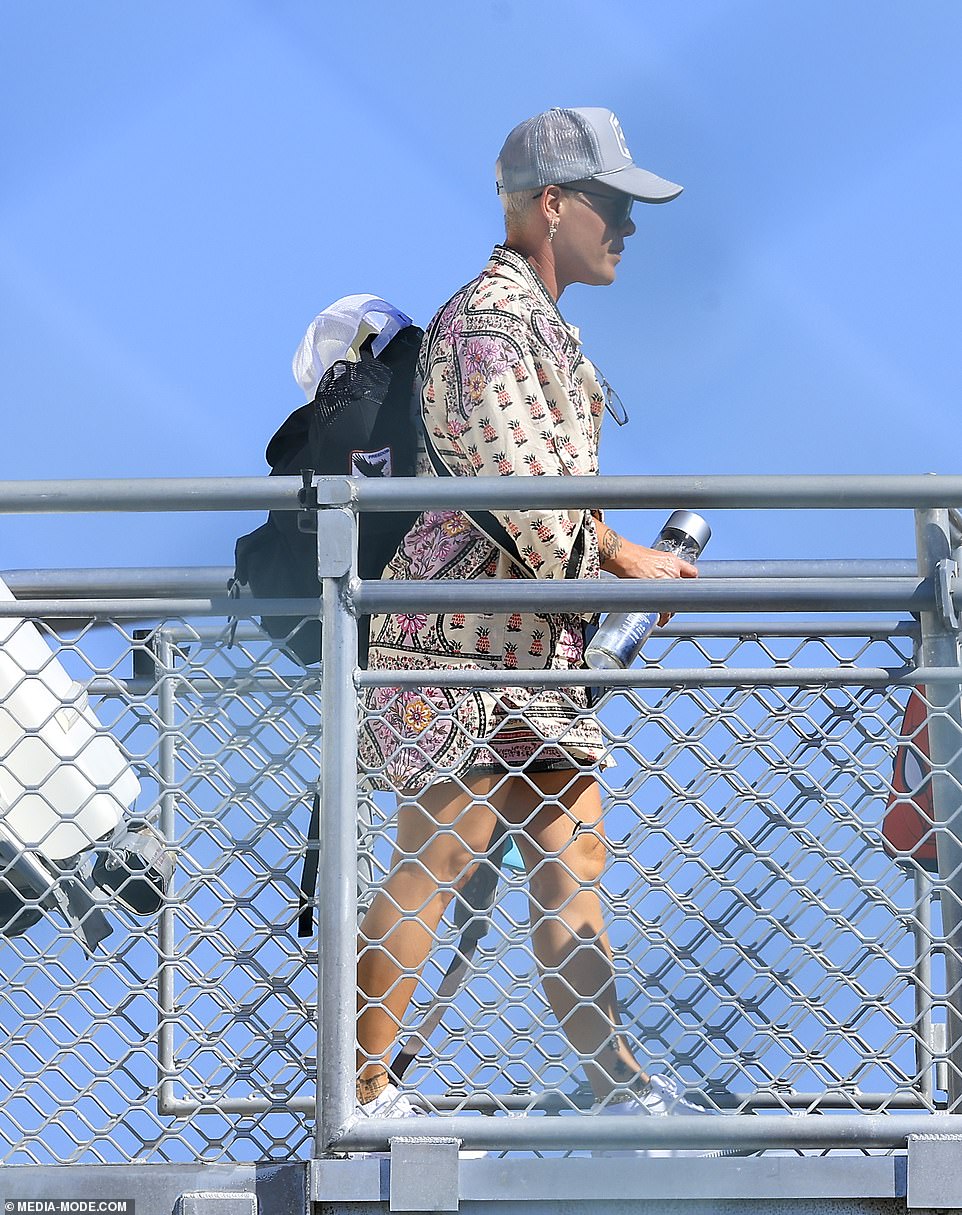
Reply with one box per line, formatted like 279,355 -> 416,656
596,521 -> 697,626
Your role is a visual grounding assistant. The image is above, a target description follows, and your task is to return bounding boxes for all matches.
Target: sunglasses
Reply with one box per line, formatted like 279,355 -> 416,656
530,184 -> 632,230
563,185 -> 634,229
595,368 -> 629,427
531,185 -> 634,229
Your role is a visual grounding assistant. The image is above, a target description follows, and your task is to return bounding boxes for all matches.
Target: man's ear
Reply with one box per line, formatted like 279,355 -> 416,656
541,184 -> 564,225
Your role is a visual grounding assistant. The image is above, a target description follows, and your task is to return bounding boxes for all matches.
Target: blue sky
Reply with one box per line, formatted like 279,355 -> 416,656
0,3 -> 958,1150
2,0 -> 960,571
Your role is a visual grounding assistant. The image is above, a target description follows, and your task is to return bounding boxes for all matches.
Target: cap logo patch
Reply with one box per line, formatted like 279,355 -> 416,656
608,112 -> 631,161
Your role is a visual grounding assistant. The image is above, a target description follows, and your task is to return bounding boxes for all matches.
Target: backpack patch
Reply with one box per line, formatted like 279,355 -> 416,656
352,446 -> 393,478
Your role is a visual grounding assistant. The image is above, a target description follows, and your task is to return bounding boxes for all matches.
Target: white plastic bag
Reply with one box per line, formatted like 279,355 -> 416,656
0,575 -> 139,861
291,294 -> 413,401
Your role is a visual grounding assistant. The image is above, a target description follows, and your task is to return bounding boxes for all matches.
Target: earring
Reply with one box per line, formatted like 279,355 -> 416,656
548,219 -> 559,243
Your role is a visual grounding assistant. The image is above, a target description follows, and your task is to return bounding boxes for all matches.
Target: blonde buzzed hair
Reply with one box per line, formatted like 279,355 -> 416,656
500,187 -> 536,236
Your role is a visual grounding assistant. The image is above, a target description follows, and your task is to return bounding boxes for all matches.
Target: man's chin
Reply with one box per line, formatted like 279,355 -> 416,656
579,264 -> 618,287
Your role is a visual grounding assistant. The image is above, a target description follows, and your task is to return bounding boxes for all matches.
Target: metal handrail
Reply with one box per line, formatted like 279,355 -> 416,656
0,472 -> 959,513
0,478 -> 959,1178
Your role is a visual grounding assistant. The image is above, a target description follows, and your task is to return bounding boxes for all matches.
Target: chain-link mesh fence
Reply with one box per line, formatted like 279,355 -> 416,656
3,595 -> 956,1164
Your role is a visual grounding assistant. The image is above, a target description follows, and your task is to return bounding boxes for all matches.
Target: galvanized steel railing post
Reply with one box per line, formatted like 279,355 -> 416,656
153,629 -> 180,1117
914,507 -> 962,1108
911,867 -> 937,1103
313,504 -> 360,1156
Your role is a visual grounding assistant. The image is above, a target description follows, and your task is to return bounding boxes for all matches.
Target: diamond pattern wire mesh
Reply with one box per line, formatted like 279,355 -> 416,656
359,626 -> 957,1123
0,617 -> 321,1164
0,602 -> 958,1165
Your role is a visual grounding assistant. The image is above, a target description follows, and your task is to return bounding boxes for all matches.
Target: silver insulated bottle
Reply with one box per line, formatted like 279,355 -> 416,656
585,509 -> 711,670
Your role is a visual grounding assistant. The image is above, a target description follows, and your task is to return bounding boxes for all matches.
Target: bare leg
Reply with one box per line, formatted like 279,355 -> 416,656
502,770 -> 646,1100
356,769 -> 646,1100
356,775 -> 500,1084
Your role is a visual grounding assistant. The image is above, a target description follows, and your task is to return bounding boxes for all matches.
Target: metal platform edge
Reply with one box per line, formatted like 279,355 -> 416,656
4,1148 -> 962,1215
305,1151 -> 913,1215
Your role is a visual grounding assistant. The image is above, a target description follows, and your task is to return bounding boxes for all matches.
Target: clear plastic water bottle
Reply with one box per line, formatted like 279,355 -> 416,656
585,509 -> 711,670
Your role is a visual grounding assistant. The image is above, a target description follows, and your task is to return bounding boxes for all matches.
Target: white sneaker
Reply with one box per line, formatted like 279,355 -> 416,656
595,1074 -> 741,1159
350,1083 -> 486,1159
349,1083 -> 424,1157
356,1081 -> 426,1122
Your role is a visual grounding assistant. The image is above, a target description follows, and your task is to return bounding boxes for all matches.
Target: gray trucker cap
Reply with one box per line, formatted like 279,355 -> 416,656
495,106 -> 682,203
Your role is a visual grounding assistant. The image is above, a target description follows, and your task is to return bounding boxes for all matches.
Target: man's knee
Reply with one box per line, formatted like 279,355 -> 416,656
395,834 -> 483,889
531,829 -> 608,899
564,826 -> 607,881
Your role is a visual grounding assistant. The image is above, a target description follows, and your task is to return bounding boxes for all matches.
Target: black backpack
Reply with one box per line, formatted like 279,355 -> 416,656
231,323 -> 424,666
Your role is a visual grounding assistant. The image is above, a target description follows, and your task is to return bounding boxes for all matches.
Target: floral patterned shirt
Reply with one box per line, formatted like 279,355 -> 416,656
361,245 -> 609,791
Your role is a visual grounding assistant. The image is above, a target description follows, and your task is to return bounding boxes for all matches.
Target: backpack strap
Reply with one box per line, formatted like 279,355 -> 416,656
423,429 -> 537,577
417,299 -> 588,580
424,429 -> 588,582
297,789 -> 321,937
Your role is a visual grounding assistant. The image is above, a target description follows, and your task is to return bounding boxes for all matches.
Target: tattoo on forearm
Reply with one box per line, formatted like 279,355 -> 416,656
599,528 -> 623,568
